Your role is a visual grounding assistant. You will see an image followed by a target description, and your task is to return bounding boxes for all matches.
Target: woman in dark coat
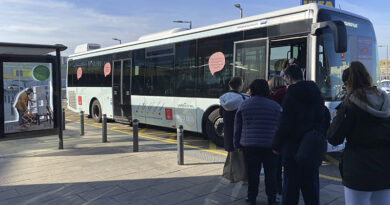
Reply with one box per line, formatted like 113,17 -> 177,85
327,61 -> 390,205
268,75 -> 287,195
234,79 -> 281,205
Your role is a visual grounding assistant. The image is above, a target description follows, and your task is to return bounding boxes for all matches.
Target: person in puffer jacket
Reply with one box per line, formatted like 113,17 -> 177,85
219,77 -> 247,152
327,62 -> 390,205
234,79 -> 281,205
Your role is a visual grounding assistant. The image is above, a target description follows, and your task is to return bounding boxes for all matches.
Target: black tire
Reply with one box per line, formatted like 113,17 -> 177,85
205,108 -> 224,147
91,100 -> 102,123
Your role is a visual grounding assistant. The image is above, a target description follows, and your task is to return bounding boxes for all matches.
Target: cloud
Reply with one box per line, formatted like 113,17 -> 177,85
0,0 -> 157,55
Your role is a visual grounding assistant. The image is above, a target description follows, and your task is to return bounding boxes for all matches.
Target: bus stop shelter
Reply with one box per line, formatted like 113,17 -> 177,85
0,42 -> 67,149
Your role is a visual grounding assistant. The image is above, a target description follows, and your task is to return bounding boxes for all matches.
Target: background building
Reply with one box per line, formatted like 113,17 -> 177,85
380,60 -> 389,80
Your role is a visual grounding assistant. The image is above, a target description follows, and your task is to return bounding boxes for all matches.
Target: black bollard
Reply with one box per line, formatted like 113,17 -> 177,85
62,108 -> 66,130
177,125 -> 184,165
80,111 -> 84,136
102,114 -> 107,143
133,119 -> 139,152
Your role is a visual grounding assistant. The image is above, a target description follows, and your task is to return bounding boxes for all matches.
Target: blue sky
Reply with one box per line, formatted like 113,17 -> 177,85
0,0 -> 389,59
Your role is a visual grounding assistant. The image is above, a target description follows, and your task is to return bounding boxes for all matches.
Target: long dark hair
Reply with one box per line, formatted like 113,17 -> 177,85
345,61 -> 375,105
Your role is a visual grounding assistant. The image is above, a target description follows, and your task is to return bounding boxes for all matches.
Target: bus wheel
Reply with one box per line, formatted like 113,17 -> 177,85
205,109 -> 224,147
91,100 -> 102,123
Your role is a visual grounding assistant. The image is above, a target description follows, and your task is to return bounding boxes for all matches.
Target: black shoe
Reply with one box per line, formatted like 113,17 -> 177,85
268,199 -> 280,205
245,197 -> 256,205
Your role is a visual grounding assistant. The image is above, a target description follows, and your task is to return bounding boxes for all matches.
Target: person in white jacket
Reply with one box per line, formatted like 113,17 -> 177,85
220,77 -> 249,182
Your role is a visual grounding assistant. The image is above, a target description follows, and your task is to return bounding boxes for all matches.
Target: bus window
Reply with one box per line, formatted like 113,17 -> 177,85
269,38 -> 307,79
145,55 -> 174,96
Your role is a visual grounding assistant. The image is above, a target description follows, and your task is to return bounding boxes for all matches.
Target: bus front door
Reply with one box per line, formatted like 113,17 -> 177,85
112,59 -> 132,122
233,38 -> 268,91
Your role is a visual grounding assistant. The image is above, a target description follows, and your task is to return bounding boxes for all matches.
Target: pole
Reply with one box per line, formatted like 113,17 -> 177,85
57,48 -> 64,150
80,111 -> 84,136
62,108 -> 65,130
189,21 -> 192,29
387,44 -> 389,79
102,114 -> 107,143
240,8 -> 243,18
177,125 -> 184,165
133,119 -> 139,152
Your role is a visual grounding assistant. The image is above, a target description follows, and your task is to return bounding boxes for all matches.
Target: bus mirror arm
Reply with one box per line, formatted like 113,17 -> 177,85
311,20 -> 347,53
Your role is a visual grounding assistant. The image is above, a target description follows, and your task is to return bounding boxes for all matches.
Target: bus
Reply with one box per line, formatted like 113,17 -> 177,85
67,4 -> 379,147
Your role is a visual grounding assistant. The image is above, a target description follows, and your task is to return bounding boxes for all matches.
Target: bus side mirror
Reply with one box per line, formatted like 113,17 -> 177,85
311,21 -> 347,53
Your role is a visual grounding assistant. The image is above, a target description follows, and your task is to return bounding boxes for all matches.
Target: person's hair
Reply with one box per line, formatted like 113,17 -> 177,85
284,64 -> 303,81
269,75 -> 286,90
228,77 -> 243,91
249,79 -> 270,97
345,61 -> 374,105
342,68 -> 350,83
26,88 -> 33,93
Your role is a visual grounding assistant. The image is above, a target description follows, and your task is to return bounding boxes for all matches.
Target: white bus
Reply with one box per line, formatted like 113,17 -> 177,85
67,4 -> 379,147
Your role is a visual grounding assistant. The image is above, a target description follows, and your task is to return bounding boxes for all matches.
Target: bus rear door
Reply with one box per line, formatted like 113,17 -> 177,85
112,59 -> 132,122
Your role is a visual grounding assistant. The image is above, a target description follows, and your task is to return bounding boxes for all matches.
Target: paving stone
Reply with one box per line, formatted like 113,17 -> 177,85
82,197 -> 123,205
77,185 -> 127,201
150,179 -> 194,195
112,188 -> 161,202
42,194 -> 86,205
148,190 -> 198,205
0,189 -> 19,200
180,192 -> 237,205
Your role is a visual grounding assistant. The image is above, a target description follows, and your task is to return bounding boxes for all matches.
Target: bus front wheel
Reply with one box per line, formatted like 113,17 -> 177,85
205,109 -> 224,147
91,100 -> 102,123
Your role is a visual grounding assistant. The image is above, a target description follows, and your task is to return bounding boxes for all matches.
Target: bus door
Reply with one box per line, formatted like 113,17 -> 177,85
112,59 -> 132,121
268,37 -> 307,80
233,38 -> 269,91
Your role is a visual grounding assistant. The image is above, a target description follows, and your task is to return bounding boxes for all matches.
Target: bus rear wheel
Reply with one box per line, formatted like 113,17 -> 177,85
91,100 -> 102,123
205,109 -> 224,147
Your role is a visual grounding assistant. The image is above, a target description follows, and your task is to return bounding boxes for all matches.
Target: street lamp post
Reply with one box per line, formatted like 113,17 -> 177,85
234,4 -> 243,18
173,20 -> 192,29
379,45 -> 389,80
112,38 -> 121,44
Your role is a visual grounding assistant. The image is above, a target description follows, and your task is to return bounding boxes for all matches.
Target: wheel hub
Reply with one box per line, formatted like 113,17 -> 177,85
213,118 -> 224,138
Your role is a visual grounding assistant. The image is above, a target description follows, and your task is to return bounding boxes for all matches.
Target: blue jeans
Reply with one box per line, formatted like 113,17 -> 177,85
344,187 -> 390,205
17,109 -> 25,126
282,158 -> 319,205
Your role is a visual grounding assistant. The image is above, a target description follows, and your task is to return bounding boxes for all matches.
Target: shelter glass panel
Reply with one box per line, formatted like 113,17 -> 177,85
3,62 -> 54,134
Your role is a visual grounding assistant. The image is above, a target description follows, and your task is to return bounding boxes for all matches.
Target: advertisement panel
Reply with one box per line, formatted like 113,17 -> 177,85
301,0 -> 335,7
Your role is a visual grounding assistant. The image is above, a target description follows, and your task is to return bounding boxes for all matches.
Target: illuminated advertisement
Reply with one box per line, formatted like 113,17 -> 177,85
3,62 -> 54,134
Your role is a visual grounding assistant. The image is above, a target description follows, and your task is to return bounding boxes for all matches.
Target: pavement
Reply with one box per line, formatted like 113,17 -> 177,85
0,114 -> 346,205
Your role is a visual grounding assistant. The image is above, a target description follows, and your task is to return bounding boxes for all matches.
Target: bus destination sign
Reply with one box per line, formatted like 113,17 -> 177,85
301,0 -> 335,7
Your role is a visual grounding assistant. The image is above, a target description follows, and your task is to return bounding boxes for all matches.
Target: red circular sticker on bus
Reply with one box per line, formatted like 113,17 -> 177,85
208,52 -> 225,75
104,62 -> 111,77
77,67 -> 82,80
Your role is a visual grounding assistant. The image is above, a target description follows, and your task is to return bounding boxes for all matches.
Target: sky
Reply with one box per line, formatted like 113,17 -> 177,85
0,0 -> 389,59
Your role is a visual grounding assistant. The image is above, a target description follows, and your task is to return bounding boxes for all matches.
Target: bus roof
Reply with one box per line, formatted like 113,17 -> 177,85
69,3 -> 370,59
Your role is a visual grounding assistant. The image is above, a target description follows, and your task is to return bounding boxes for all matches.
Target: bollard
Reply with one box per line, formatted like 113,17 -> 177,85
177,125 -> 184,165
80,111 -> 84,136
62,108 -> 66,130
133,119 -> 139,152
102,114 -> 107,143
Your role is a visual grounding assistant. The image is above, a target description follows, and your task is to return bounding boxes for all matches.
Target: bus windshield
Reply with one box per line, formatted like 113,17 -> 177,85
316,10 -> 379,101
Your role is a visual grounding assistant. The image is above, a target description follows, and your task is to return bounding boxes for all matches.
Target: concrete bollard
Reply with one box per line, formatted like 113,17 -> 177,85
177,125 -> 184,165
62,108 -> 66,130
133,119 -> 139,152
102,114 -> 107,143
80,111 -> 84,136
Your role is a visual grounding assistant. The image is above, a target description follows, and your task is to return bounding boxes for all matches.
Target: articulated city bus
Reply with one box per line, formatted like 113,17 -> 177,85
67,4 -> 379,147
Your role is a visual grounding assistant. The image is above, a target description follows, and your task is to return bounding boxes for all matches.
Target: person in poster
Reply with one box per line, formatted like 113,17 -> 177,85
14,88 -> 35,127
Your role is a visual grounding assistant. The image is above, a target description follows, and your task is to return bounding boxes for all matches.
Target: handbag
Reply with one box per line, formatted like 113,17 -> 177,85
222,150 -> 248,182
